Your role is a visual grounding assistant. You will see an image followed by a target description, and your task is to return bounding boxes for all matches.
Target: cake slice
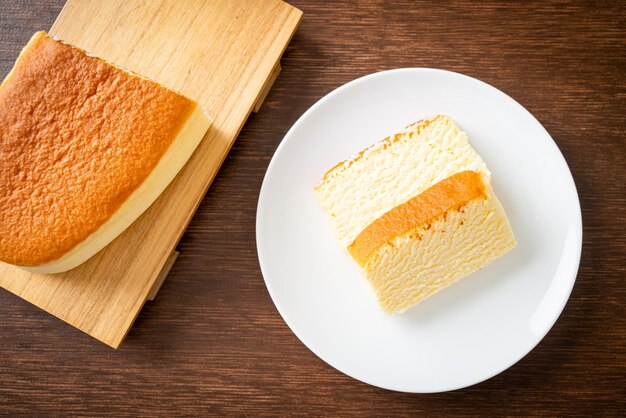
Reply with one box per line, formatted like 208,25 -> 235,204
0,32 -> 211,273
315,115 -> 490,247
315,116 -> 516,312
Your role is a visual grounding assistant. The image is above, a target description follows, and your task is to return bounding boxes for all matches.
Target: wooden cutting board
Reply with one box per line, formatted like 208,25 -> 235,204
0,0 -> 302,348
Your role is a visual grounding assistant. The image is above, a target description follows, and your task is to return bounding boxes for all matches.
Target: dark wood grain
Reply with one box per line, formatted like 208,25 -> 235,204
1,0 -> 624,416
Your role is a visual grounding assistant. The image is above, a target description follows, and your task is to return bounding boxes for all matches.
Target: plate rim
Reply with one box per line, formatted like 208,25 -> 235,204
256,67 -> 583,393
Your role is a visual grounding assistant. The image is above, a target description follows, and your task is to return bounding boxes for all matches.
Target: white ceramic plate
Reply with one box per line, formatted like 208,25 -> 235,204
256,68 -> 582,393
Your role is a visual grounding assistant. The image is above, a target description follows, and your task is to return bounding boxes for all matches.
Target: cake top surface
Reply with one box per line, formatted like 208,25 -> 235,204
0,31 -> 197,266
347,170 -> 488,266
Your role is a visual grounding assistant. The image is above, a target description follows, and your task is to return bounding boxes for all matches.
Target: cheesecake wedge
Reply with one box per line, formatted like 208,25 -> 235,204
0,32 -> 211,273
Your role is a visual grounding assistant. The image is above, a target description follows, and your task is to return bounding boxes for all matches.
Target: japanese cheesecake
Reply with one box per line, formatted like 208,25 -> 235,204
315,115 -> 516,313
0,32 -> 211,273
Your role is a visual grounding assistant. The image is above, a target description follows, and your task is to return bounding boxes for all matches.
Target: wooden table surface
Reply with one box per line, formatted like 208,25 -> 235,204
1,0 -> 624,415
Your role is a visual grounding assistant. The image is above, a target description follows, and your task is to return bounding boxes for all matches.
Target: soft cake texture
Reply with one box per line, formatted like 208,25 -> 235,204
315,115 -> 489,247
0,32 -> 211,272
348,171 -> 488,266
316,116 -> 516,313
350,171 -> 516,313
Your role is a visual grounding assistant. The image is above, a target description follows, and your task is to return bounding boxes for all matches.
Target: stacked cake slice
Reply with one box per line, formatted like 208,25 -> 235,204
315,115 -> 516,312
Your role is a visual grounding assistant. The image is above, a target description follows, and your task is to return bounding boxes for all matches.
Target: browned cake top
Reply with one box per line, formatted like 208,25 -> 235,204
0,32 -> 196,266
348,171 -> 488,266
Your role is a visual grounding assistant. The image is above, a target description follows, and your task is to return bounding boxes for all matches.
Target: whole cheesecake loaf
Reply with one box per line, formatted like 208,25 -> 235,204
315,115 -> 516,313
0,32 -> 211,273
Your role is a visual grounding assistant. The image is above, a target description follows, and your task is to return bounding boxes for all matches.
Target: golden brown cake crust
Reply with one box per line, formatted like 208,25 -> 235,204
348,171 -> 487,266
0,32 -> 196,266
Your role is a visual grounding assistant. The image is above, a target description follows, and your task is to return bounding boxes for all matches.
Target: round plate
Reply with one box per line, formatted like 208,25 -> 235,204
256,68 -> 582,393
